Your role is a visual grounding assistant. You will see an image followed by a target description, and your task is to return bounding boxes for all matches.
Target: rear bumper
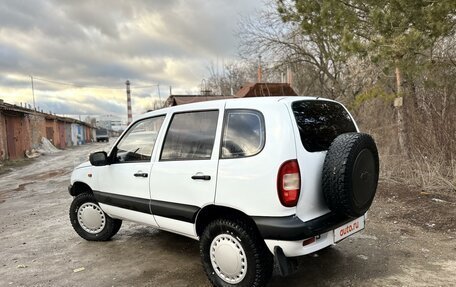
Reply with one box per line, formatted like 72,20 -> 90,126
264,230 -> 335,257
256,214 -> 366,257
252,211 -> 352,241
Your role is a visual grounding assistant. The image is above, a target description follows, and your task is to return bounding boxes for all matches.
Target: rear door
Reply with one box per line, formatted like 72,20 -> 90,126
149,105 -> 224,237
290,100 -> 358,221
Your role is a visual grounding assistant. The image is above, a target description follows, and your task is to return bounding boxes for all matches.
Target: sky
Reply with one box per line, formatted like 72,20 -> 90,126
0,0 -> 263,120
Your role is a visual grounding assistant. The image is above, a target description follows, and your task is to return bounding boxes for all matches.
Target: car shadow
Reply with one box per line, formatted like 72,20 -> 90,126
104,226 -> 400,286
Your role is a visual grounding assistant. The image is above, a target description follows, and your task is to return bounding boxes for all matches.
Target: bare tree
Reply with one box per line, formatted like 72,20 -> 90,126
237,3 -> 352,99
143,99 -> 166,113
205,61 -> 258,96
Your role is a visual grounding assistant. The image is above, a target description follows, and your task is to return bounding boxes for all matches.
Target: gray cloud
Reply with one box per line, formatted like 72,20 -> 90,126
0,0 -> 263,116
37,96 -> 125,115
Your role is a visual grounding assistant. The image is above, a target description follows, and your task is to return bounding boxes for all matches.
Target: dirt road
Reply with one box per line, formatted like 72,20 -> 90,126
0,142 -> 455,286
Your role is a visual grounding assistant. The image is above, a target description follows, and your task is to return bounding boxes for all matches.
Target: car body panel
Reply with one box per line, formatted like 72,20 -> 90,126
148,101 -> 225,236
215,100 -> 296,217
69,96 -> 365,257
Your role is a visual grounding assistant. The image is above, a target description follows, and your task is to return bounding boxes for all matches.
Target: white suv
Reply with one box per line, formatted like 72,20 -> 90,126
69,97 -> 379,287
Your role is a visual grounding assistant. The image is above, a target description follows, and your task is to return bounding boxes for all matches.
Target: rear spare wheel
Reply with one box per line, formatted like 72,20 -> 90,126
322,133 -> 379,217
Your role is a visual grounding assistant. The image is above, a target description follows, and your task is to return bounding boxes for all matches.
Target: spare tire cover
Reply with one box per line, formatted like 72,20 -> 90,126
322,132 -> 379,218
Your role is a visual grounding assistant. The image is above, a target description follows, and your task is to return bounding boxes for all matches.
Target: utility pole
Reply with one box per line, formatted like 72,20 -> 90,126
30,75 -> 36,110
125,80 -> 132,125
157,84 -> 161,101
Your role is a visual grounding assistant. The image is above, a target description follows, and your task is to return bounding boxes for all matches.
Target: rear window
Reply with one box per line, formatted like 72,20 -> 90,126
292,100 -> 356,152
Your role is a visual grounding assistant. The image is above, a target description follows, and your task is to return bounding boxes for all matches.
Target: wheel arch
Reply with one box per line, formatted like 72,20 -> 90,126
69,181 -> 93,196
195,205 -> 260,238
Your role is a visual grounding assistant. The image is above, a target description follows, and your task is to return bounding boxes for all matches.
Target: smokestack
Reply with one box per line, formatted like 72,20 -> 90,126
126,80 -> 132,125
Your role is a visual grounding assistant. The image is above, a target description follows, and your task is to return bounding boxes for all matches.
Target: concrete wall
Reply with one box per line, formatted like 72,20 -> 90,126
27,114 -> 46,149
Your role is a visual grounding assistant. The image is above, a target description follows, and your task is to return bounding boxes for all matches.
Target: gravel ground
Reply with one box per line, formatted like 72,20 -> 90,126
0,141 -> 455,287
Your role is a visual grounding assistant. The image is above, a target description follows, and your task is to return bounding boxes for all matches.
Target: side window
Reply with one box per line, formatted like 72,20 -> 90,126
221,110 -> 265,159
161,111 -> 219,161
114,116 -> 165,163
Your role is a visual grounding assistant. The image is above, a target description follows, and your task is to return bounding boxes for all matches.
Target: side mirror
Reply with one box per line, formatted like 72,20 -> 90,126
89,151 -> 108,166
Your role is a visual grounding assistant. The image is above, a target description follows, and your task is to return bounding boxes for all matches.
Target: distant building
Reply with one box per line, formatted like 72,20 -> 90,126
0,99 -> 95,161
235,82 -> 298,98
165,95 -> 233,107
165,83 -> 298,107
96,114 -> 127,132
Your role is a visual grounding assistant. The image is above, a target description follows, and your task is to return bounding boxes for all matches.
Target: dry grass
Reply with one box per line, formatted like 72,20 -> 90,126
379,153 -> 456,192
355,96 -> 456,193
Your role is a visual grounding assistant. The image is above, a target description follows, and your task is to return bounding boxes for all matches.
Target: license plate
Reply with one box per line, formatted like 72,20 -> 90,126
334,216 -> 365,242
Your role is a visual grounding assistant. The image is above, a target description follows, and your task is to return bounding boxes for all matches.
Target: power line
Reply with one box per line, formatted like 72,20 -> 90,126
32,76 -> 86,88
133,84 -> 160,89
31,75 -> 160,90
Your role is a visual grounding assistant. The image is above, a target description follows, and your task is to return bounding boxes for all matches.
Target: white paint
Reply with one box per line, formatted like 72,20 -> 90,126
152,215 -> 198,239
99,203 -> 159,227
71,96 -> 364,257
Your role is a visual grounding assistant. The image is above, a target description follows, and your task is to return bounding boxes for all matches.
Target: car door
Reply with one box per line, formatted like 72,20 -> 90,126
95,116 -> 165,227
149,106 -> 224,237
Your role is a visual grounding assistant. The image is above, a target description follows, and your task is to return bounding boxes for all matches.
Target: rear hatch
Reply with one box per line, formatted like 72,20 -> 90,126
288,99 -> 358,222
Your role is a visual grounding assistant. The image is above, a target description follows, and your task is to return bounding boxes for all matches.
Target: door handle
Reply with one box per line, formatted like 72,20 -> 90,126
134,172 -> 148,178
191,175 -> 211,180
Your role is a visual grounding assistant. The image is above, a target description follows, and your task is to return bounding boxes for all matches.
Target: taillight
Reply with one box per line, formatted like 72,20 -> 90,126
277,159 -> 301,207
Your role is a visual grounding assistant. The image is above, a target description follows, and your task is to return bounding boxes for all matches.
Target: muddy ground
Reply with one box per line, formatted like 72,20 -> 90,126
0,142 -> 455,287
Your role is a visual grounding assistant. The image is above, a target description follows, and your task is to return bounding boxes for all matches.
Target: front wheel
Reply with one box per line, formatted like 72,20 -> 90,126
69,193 -> 122,241
200,218 -> 273,287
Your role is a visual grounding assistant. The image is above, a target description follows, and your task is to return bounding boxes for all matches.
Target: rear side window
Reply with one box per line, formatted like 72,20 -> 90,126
221,110 -> 265,159
161,110 -> 219,161
292,101 -> 356,152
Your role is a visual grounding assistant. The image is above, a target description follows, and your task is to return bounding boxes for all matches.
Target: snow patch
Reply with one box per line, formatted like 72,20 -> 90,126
37,137 -> 61,155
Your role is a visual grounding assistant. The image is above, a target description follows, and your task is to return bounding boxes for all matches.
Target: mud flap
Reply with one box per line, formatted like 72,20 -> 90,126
274,246 -> 298,277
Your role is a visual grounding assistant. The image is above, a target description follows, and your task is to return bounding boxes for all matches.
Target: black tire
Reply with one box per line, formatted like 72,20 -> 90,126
322,132 -> 379,218
200,219 -> 273,287
69,193 -> 122,241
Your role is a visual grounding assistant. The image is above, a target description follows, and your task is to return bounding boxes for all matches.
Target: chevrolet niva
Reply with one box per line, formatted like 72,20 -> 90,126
68,97 -> 379,287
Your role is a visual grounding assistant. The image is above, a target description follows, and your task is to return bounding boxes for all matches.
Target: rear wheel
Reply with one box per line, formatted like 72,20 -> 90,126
200,218 -> 273,287
69,193 -> 122,241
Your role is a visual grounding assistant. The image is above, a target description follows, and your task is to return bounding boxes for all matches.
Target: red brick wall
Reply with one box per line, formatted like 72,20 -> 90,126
0,112 -> 7,161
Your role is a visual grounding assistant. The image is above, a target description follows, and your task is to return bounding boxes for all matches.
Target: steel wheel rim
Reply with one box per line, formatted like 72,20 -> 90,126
77,203 -> 106,234
210,234 -> 247,284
